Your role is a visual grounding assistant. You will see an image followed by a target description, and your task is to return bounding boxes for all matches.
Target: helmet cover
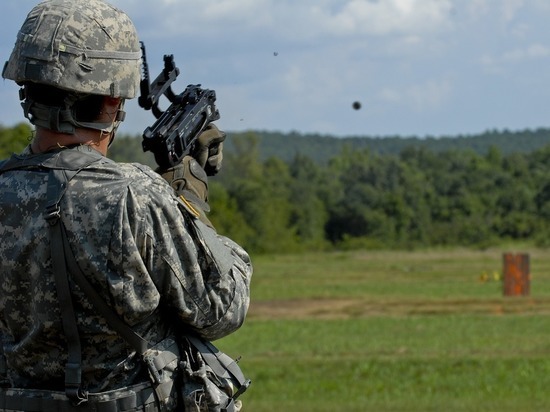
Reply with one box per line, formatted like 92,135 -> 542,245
2,0 -> 141,99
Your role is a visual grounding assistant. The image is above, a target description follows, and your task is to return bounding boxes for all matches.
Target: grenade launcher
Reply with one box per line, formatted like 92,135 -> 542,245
138,42 -> 220,169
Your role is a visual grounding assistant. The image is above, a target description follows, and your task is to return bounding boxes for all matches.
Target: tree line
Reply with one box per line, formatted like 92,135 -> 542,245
3,123 -> 550,253
210,134 -> 550,252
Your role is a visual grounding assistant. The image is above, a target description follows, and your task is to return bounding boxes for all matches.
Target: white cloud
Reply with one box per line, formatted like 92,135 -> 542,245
111,0 -> 453,41
378,77 -> 453,112
503,44 -> 550,61
324,0 -> 453,36
461,0 -> 548,26
481,43 -> 550,75
501,0 -> 526,23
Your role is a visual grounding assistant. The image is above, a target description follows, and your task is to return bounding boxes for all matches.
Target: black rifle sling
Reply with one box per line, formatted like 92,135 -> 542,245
0,158 -> 11,387
45,168 -> 89,405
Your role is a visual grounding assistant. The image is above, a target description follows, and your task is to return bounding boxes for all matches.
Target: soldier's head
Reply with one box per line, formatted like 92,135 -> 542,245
2,0 -> 141,137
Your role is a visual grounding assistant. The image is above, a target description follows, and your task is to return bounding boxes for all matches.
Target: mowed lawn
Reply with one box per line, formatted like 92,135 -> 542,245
218,248 -> 550,412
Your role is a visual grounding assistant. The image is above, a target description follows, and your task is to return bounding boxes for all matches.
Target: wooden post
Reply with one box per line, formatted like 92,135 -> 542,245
502,253 -> 530,297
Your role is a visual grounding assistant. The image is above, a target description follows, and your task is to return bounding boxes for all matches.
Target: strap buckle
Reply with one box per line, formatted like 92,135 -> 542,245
65,363 -> 88,406
143,352 -> 163,385
44,204 -> 61,225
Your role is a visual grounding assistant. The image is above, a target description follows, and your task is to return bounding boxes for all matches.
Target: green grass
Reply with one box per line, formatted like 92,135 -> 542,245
250,249 -> 550,300
218,248 -> 550,411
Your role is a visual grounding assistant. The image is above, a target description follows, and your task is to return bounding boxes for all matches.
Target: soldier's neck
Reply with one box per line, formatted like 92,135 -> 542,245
31,127 -> 110,155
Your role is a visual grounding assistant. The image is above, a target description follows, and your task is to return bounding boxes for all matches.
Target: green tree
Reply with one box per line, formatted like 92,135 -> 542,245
208,181 -> 254,246
108,134 -> 156,167
0,123 -> 33,159
221,133 -> 298,253
288,154 -> 329,250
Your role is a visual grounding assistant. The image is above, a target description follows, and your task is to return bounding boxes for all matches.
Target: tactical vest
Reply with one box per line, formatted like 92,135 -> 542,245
0,147 -> 178,411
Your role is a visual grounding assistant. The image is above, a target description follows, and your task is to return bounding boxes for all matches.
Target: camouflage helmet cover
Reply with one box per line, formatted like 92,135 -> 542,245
2,0 -> 141,99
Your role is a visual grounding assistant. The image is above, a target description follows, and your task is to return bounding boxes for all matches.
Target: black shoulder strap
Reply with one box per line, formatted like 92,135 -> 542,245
46,168 -> 89,405
37,149 -> 114,405
0,347 -> 8,389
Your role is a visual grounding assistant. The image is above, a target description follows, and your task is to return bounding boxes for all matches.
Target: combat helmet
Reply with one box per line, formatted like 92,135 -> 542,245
2,0 -> 141,133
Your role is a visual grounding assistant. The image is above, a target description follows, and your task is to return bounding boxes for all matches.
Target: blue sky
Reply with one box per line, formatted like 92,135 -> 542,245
2,0 -> 550,138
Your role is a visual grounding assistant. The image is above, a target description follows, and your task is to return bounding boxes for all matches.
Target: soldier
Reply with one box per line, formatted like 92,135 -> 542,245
0,0 -> 252,410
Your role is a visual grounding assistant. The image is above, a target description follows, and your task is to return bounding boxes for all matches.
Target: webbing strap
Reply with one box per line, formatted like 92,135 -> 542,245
46,168 -> 88,405
0,347 -> 8,389
60,44 -> 142,60
40,148 -> 106,404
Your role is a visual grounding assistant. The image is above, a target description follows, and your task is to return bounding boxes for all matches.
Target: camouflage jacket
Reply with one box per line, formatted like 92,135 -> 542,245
0,145 -> 252,393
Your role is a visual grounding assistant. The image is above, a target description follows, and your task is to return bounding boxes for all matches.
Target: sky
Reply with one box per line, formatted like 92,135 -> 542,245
2,0 -> 550,139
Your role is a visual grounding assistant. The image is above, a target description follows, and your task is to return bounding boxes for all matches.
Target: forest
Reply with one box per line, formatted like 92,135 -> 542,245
3,122 -> 550,253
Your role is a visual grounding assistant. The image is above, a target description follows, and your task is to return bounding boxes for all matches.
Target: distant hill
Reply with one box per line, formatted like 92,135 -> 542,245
225,128 -> 550,164
107,127 -> 550,168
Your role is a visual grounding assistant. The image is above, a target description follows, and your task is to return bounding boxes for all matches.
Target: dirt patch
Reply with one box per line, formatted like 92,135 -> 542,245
248,297 -> 550,320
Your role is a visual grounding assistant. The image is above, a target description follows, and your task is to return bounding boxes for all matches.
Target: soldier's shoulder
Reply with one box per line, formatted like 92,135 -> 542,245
114,162 -> 173,196
116,162 -> 166,184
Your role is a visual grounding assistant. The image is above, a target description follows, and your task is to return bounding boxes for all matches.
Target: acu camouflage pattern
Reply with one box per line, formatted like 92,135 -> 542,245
2,0 -> 141,98
0,145 -> 252,401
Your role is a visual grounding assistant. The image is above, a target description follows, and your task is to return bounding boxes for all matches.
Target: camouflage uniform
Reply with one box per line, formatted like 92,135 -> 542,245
0,144 -> 252,396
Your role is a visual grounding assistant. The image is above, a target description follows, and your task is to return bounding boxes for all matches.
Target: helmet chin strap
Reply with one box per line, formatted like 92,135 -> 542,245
74,100 -> 126,146
21,87 -> 126,143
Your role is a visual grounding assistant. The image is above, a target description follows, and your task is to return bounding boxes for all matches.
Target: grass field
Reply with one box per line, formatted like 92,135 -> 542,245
218,248 -> 550,411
